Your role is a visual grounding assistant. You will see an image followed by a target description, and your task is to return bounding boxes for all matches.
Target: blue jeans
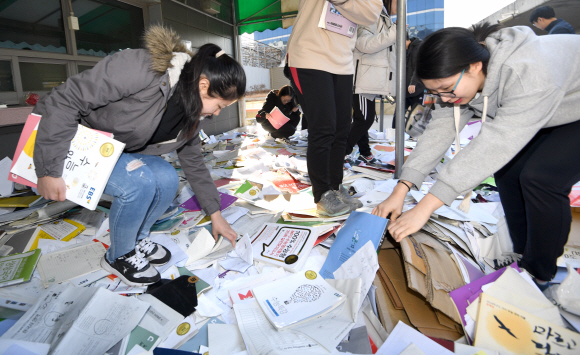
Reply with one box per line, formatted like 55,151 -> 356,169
104,153 -> 178,261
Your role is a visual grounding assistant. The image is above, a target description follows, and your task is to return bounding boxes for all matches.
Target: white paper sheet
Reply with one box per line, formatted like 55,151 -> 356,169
0,284 -> 149,355
219,233 -> 253,273
376,321 -> 454,355
233,300 -> 326,355
222,206 -> 250,225
0,339 -> 49,355
158,315 -> 199,349
333,240 -> 379,311
37,242 -> 106,287
208,324 -> 246,354
148,234 -> 189,271
195,294 -> 224,318
291,278 -> 361,352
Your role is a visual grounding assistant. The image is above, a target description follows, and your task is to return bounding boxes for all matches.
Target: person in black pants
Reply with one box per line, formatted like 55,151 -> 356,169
346,94 -> 377,164
256,85 -> 301,139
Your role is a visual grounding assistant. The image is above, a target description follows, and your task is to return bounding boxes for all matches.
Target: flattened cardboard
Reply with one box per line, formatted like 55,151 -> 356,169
372,276 -> 411,333
378,267 -> 403,309
378,249 -> 462,341
422,244 -> 465,292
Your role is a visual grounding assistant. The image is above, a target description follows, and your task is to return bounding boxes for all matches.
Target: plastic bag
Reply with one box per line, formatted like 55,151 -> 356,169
544,264 -> 580,316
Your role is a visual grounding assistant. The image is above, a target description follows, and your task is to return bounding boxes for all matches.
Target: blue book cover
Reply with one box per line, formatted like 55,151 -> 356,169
319,211 -> 388,279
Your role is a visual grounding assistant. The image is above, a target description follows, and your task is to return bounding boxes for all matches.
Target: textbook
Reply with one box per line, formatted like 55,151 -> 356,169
318,1 -> 357,38
250,223 -> 317,272
252,269 -> 346,329
10,115 -> 125,210
267,106 -> 290,130
0,249 -> 41,288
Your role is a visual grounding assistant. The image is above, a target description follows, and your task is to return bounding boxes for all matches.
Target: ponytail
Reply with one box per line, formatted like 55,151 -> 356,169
176,43 -> 246,139
416,22 -> 504,80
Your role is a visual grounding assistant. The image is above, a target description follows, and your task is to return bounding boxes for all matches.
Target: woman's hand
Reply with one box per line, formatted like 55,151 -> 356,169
37,176 -> 67,201
210,210 -> 237,246
292,106 -> 299,112
408,85 -> 416,94
387,193 -> 444,242
372,181 -> 409,220
265,113 -> 273,120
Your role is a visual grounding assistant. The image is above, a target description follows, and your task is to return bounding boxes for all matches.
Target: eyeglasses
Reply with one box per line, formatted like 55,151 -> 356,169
425,69 -> 465,98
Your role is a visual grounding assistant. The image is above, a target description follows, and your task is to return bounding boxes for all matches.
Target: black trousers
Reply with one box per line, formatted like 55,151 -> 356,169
495,119 -> 580,281
289,68 -> 353,202
346,94 -> 376,157
258,115 -> 300,139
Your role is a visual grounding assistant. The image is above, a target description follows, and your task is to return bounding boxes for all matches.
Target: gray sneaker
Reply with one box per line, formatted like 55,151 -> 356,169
317,190 -> 350,217
335,184 -> 363,210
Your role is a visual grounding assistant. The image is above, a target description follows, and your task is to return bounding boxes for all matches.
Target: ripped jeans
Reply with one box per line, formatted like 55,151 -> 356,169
103,153 -> 178,261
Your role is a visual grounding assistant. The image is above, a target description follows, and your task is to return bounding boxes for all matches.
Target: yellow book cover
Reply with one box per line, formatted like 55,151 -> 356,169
25,218 -> 86,251
473,293 -> 580,355
0,195 -> 41,207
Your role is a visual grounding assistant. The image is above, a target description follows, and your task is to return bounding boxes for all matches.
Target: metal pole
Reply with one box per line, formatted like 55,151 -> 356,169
231,0 -> 246,127
394,0 -> 407,178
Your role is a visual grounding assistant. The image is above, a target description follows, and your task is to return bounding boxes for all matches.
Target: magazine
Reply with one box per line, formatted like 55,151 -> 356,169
0,249 -> 41,288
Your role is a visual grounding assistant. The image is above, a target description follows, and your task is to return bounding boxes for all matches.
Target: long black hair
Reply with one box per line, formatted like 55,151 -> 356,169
277,85 -> 294,99
176,43 -> 246,138
416,22 -> 504,80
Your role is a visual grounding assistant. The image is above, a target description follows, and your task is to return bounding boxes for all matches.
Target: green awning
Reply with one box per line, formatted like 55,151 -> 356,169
234,0 -> 295,35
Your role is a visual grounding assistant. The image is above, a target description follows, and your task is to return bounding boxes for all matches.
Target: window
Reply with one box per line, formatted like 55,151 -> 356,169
408,0 -> 417,13
19,62 -> 67,91
435,11 -> 444,25
426,0 -> 435,9
73,0 -> 144,57
416,12 -> 426,26
408,15 -> 417,27
415,0 -> 426,12
0,0 -> 66,53
0,60 -> 14,92
78,65 -> 95,73
426,11 -> 435,24
436,0 -> 445,8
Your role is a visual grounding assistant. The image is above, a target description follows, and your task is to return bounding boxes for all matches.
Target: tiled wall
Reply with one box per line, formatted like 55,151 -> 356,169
161,0 -> 240,135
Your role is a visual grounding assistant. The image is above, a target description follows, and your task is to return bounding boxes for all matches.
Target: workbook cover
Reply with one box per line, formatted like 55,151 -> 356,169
250,223 -> 316,272
10,115 -> 125,210
0,249 -> 41,288
268,107 -> 290,129
252,270 -> 345,330
318,1 -> 357,38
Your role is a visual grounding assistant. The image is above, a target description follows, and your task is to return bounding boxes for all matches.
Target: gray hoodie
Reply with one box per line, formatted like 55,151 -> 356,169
400,26 -> 580,205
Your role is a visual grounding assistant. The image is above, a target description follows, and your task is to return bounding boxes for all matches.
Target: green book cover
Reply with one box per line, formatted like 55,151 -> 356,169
177,267 -> 212,295
125,325 -> 159,354
0,249 -> 41,287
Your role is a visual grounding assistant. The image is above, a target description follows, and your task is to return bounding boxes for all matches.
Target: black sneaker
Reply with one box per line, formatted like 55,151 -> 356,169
356,154 -> 380,166
100,249 -> 161,287
136,237 -> 171,266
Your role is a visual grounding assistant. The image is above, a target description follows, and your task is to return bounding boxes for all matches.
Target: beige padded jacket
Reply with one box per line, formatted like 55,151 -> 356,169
287,0 -> 383,75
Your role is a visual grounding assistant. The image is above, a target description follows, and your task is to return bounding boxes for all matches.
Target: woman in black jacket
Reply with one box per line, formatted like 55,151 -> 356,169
256,85 -> 302,139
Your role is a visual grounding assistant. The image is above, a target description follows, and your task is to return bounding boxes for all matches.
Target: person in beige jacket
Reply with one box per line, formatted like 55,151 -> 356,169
287,0 -> 382,216
347,0 -> 397,166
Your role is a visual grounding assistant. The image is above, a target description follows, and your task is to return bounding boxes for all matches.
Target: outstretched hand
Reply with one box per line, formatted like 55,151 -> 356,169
210,211 -> 237,247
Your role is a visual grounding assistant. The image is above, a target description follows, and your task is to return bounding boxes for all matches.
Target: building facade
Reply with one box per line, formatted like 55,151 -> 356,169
0,0 -> 240,140
407,0 -> 445,39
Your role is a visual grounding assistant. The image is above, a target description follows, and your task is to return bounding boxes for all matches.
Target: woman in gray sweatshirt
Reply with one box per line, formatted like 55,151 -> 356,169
373,23 -> 580,285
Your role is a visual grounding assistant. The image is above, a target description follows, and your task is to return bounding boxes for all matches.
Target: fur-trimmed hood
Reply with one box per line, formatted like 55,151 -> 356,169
144,25 -> 194,74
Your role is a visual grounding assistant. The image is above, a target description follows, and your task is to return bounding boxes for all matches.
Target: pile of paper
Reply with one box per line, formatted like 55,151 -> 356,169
0,117 -> 579,355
